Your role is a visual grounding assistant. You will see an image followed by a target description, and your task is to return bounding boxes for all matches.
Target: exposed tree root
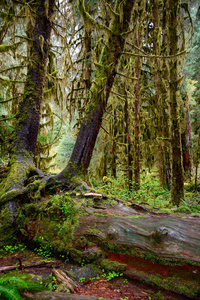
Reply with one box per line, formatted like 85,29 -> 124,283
0,152 -> 46,208
0,159 -> 94,208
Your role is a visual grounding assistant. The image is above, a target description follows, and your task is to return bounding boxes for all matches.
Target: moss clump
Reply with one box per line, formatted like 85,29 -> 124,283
69,248 -> 83,264
18,192 -> 82,255
100,259 -> 127,272
176,206 -> 192,213
149,274 -> 200,297
0,206 -> 16,247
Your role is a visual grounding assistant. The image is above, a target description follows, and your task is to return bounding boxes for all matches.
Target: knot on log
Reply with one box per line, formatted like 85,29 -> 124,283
107,225 -> 118,241
151,227 -> 169,244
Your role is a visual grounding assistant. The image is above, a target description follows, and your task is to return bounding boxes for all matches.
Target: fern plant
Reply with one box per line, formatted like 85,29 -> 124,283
0,275 -> 44,300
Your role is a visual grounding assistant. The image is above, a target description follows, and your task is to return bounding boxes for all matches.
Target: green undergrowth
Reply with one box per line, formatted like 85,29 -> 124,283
16,193 -> 83,256
0,273 -> 44,300
91,171 -> 200,215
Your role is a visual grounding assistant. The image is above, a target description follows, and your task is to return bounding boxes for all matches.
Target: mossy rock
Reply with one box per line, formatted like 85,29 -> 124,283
69,265 -> 101,282
69,248 -> 83,264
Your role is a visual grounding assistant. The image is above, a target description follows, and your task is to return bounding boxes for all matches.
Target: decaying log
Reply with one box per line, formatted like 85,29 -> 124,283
25,291 -> 110,300
52,269 -> 79,292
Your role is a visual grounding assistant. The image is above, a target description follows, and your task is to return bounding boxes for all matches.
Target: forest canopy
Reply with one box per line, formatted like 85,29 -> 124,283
0,0 -> 200,208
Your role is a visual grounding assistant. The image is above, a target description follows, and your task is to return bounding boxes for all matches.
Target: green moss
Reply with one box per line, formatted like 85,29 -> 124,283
69,248 -> 83,264
100,259 -> 127,272
0,206 -> 15,247
149,274 -> 200,297
176,206 -> 192,213
17,192 -> 82,257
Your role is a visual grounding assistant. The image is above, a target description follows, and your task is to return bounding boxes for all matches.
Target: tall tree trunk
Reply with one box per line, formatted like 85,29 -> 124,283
124,95 -> 133,190
160,0 -> 171,190
153,0 -> 163,187
0,0 -> 55,204
84,28 -> 92,96
195,132 -> 200,190
181,96 -> 193,179
110,109 -> 117,178
154,0 -> 171,189
133,25 -> 141,191
168,0 -> 185,205
56,0 -> 136,182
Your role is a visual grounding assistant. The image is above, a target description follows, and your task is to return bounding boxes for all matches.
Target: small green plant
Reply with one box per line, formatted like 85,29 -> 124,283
48,275 -> 58,291
124,278 -> 128,284
102,270 -> 123,281
2,244 -> 26,254
78,277 -> 85,283
34,243 -> 53,258
81,259 -> 85,267
120,297 -> 129,300
154,291 -> 164,299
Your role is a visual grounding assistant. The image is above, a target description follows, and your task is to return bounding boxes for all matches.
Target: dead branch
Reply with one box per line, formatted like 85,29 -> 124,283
0,260 -> 58,273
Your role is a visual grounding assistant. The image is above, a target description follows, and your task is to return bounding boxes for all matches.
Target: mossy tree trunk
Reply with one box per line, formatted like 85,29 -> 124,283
110,108 -> 117,178
153,0 -> 164,187
133,24 -> 141,191
84,28 -> 92,97
181,97 -> 193,179
168,0 -> 185,205
56,0 -> 136,182
0,0 -> 55,204
124,94 -> 133,190
154,0 -> 171,190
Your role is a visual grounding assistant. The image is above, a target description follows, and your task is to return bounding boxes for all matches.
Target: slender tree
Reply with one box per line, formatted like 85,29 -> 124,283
168,0 -> 185,205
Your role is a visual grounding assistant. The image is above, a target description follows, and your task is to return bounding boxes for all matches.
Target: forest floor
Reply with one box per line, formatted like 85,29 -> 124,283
0,250 -> 193,300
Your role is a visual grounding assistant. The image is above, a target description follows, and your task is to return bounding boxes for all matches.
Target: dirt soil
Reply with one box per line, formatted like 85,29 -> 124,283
0,251 -> 193,300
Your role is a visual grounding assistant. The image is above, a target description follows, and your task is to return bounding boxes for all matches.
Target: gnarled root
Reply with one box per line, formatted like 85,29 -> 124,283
0,152 -> 45,208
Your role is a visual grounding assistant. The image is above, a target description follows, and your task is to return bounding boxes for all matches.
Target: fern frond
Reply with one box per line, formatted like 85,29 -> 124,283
0,276 -> 43,292
0,286 -> 22,300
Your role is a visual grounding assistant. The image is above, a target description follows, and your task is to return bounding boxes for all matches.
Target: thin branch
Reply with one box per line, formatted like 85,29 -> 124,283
116,72 -> 138,80
105,110 -> 114,117
0,96 -> 21,104
0,115 -> 15,122
111,91 -> 131,99
0,65 -> 25,74
121,50 -> 186,59
101,126 -> 110,135
126,41 -> 149,56
106,3 -> 119,17
78,0 -> 112,35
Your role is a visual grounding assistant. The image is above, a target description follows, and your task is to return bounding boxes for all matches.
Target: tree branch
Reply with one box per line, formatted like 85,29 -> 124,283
77,0 -> 112,34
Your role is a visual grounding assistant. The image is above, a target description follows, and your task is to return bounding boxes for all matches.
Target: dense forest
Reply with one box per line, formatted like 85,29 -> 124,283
0,1 -> 200,299
0,0 -> 199,206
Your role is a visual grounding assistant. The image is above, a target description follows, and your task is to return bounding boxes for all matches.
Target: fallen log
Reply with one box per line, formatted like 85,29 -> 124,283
74,203 -> 200,264
0,260 -> 58,273
25,292 -> 110,300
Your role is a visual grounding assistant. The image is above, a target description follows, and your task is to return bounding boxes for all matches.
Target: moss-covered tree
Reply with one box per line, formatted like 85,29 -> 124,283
0,0 -> 55,204
168,0 -> 185,205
